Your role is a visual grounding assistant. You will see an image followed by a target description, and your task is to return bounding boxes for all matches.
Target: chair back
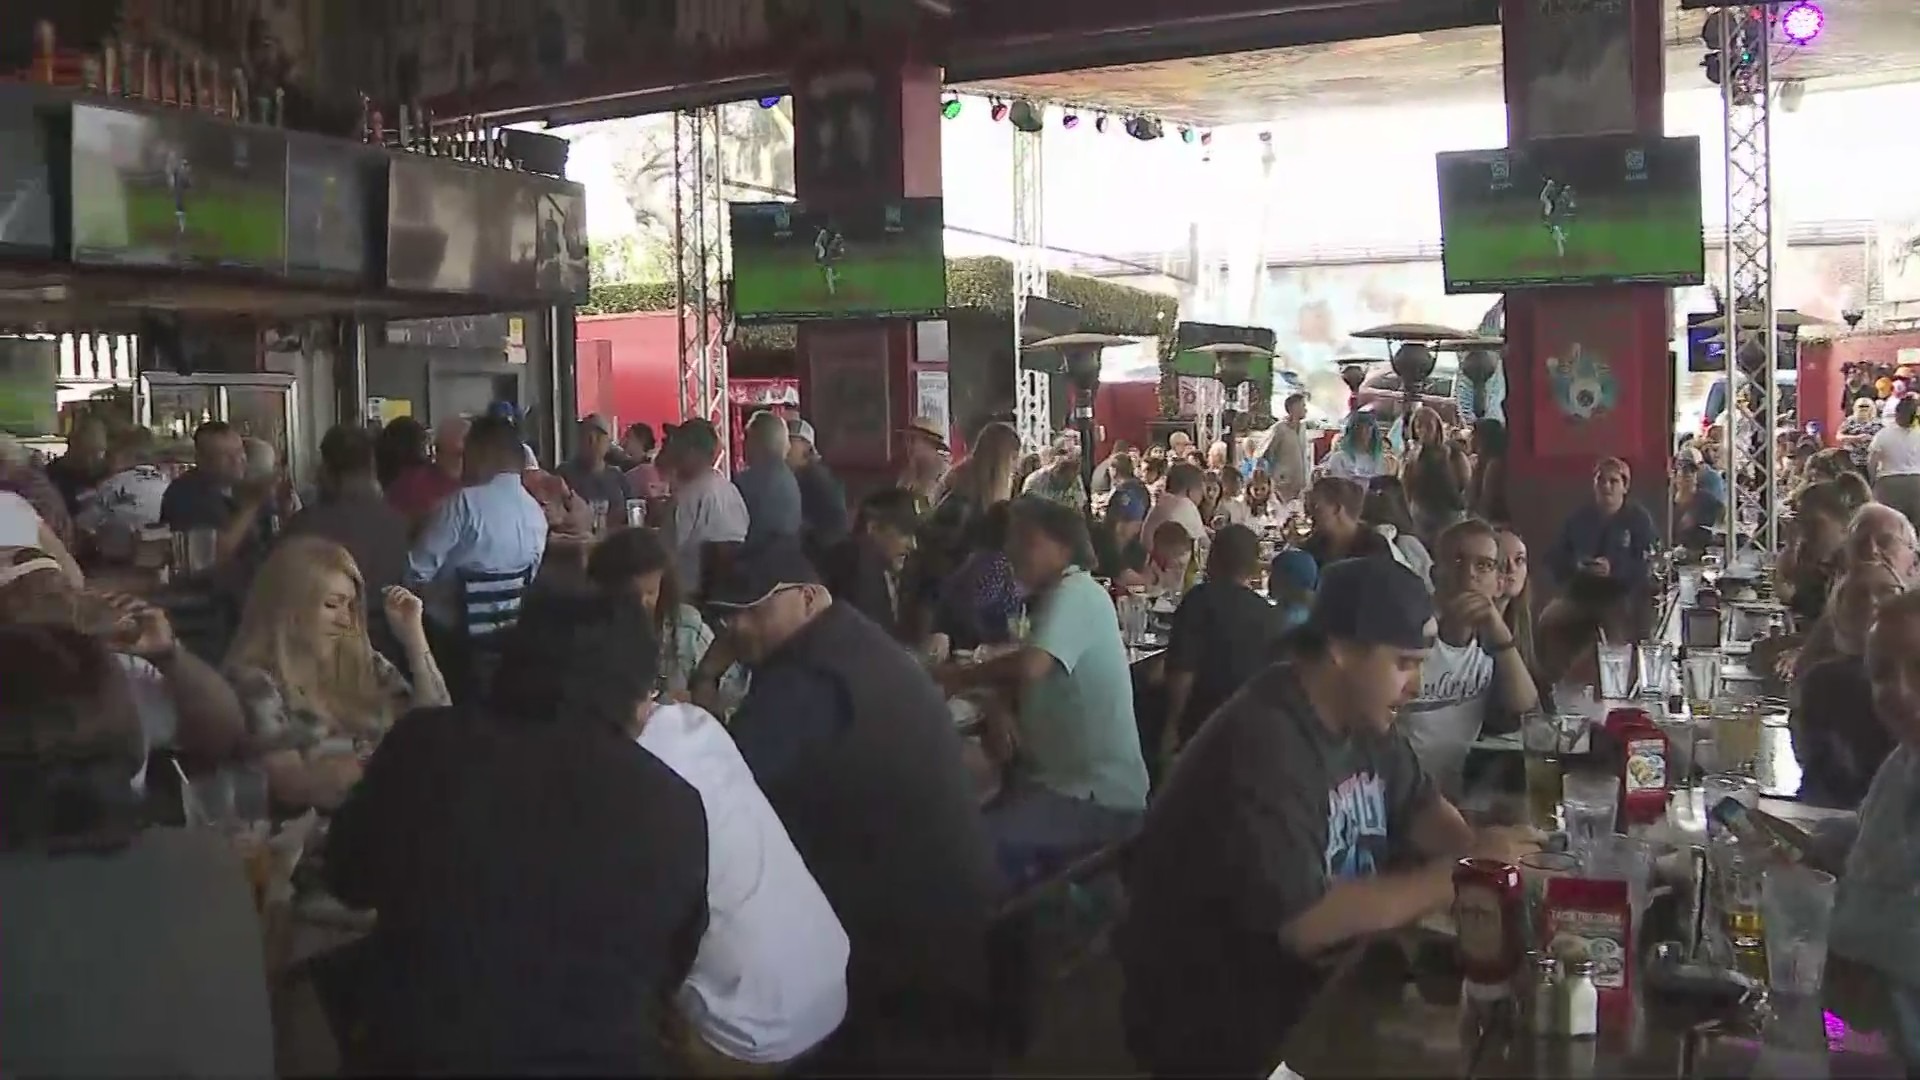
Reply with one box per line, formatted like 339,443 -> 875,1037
455,566 -> 532,642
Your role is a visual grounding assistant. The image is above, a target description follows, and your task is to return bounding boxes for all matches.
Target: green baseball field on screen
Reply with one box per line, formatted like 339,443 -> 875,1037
1442,192 -> 1701,287
73,170 -> 285,266
732,239 -> 946,319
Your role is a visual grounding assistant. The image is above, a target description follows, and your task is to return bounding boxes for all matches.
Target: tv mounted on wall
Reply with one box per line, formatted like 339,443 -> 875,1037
729,198 -> 946,322
1436,134 -> 1705,293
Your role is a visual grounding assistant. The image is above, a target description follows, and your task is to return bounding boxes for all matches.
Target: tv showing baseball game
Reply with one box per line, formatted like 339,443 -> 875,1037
0,97 -> 53,256
729,198 -> 946,322
1436,134 -> 1705,293
70,103 -> 287,273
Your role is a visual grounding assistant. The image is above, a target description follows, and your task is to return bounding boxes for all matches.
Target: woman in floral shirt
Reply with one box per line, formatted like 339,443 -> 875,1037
1838,397 -> 1885,473
934,502 -> 1025,650
225,537 -> 449,811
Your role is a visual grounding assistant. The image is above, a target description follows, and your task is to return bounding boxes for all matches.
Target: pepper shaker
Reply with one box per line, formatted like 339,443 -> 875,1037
1529,954 -> 1561,1037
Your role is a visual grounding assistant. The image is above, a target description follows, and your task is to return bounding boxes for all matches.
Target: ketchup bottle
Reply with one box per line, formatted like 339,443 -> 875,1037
1454,858 -> 1525,1002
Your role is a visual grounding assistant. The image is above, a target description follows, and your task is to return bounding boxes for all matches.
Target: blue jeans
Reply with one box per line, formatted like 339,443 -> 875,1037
984,780 -> 1141,889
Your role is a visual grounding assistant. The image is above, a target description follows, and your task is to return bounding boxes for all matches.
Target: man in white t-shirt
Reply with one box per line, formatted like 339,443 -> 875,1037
1398,519 -> 1541,798
1141,462 -> 1210,560
634,699 -> 849,1068
663,420 -> 749,592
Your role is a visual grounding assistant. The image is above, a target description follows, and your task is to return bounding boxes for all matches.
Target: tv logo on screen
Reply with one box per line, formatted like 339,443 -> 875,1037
883,204 -> 902,232
1489,157 -> 1511,191
1623,148 -> 1647,181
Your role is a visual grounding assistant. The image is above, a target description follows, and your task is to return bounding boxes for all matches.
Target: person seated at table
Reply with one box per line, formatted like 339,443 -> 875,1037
226,538 -> 450,811
1317,408 -> 1396,484
1144,519 -> 1196,594
623,421 -> 671,499
662,419 -> 750,597
1139,454 -> 1168,496
703,540 -> 1000,1074
1142,462 -> 1210,557
74,427 -> 170,548
941,497 -> 1150,884
0,623 -> 274,1078
624,631 -> 851,1073
1209,468 -> 1254,529
0,490 -> 83,585
0,433 -> 74,549
1118,557 -> 1539,1077
322,592 -> 709,1075
1787,505 -> 1920,690
1022,436 -> 1088,513
1545,456 -> 1657,601
1091,481 -> 1152,588
1778,480 -> 1854,622
1242,467 -> 1277,520
588,526 -> 718,697
0,547 -> 247,787
283,425 -> 411,602
819,487 -> 921,641
158,421 -> 275,568
1362,476 -> 1435,588
933,502 -> 1025,651
1791,562 -> 1907,809
1162,525 -> 1294,766
385,416 -> 468,528
1493,524 -> 1544,697
406,416 -> 548,670
1268,547 -> 1320,630
555,414 -> 636,515
1402,520 -> 1541,799
1299,475 -> 1393,570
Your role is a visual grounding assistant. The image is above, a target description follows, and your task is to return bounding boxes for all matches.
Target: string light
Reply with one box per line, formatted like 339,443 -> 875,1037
757,95 -> 781,108
1094,114 -> 1109,134
941,95 -> 963,119
1780,2 -> 1824,45
1062,111 -> 1079,130
990,99 -> 1009,122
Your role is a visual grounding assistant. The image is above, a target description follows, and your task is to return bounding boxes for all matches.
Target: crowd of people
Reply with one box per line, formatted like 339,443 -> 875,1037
5,385 -> 1920,1076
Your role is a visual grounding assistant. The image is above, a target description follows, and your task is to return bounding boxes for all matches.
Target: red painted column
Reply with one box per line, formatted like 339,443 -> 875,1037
1499,0 -> 1673,553
790,58 -> 946,498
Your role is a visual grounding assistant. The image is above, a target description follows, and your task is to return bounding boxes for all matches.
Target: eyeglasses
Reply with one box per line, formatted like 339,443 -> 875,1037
1452,554 -> 1499,576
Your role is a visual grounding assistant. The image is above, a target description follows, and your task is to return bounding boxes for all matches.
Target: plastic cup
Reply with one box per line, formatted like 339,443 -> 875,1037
1597,643 -> 1635,700
1761,864 -> 1838,997
1684,651 -> 1724,713
1561,770 -> 1620,858
1636,643 -> 1675,697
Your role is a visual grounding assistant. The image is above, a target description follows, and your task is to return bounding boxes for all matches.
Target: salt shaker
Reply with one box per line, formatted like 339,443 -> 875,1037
1529,954 -> 1562,1037
1561,958 -> 1599,1039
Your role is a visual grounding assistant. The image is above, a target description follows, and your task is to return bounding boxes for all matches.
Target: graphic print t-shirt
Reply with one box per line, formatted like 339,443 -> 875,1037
1115,662 -> 1433,1072
1400,636 -> 1496,798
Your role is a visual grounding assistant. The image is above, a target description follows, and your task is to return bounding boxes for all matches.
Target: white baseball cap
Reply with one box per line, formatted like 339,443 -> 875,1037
787,417 -> 817,446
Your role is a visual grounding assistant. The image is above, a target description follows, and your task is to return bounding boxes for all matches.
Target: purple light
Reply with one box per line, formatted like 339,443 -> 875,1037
1781,2 -> 1824,45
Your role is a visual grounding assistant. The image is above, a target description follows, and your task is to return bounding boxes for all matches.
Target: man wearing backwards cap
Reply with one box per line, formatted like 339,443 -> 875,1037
1117,556 -> 1541,1077
704,539 -> 999,1073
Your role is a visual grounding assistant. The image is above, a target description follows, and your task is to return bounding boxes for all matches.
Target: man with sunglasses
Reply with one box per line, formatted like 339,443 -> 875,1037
1398,518 -> 1540,798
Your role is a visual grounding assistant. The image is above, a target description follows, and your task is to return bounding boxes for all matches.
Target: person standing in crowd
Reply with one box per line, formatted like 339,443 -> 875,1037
74,428 -> 172,546
45,414 -> 108,515
1546,456 -> 1657,595
934,502 -> 1025,650
914,421 -> 1023,612
1022,436 -> 1088,513
1320,409 -> 1395,484
386,416 -> 469,527
1299,476 -> 1393,569
941,498 -> 1149,883
897,417 -> 951,514
227,539 -> 451,811
703,541 -> 1001,1074
1840,398 -> 1884,475
820,487 -> 921,641
1090,440 -> 1134,498
323,592 -> 710,1075
284,425 -> 411,601
1260,393 -> 1314,501
1779,481 -> 1853,623
733,411 -> 803,548
1118,557 -> 1537,1076
375,416 -> 431,490
157,421 -> 276,567
554,414 -> 635,516
406,416 -> 548,661
663,418 -> 751,594
787,417 -> 849,556
1870,395 -> 1920,528
0,624 -> 274,1079
1401,405 -> 1469,543
1399,519 -> 1540,797
1362,477 -> 1436,587
1162,524 -> 1295,766
1790,562 -> 1905,809
1671,457 -> 1726,552
1468,418 -> 1510,524
621,422 -> 670,498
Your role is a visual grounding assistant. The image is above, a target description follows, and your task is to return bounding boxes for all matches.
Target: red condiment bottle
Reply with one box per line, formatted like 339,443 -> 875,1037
1607,706 -> 1671,826
1453,858 -> 1525,1002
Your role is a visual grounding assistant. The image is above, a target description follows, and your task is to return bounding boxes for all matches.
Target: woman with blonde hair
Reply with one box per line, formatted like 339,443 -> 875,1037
225,537 -> 450,811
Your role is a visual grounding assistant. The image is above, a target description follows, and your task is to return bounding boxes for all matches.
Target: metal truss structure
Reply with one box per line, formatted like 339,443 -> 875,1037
673,106 -> 730,469
1717,5 -> 1779,555
1011,126 -> 1052,453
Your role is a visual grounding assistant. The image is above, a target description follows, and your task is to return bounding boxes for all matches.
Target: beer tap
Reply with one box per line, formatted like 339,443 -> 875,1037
32,21 -> 56,85
272,86 -> 284,127
102,38 -> 120,95
232,68 -> 249,122
397,104 -> 412,151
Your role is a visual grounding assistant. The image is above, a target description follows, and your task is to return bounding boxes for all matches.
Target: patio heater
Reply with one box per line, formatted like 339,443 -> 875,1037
1024,332 -> 1136,508
1189,342 -> 1272,455
1340,363 -> 1368,412
1390,342 -> 1437,431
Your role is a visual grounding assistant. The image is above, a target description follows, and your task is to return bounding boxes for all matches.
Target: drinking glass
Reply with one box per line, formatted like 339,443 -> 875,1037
1561,771 -> 1620,858
1683,651 -> 1724,714
1761,864 -> 1838,997
588,499 -> 610,536
1118,595 -> 1150,645
1521,711 -> 1564,831
1713,709 -> 1764,775
1709,835 -> 1767,949
1636,643 -> 1676,698
1702,773 -> 1762,839
1654,716 -> 1699,788
1519,851 -> 1580,947
1597,643 -> 1635,700
1585,834 -> 1656,921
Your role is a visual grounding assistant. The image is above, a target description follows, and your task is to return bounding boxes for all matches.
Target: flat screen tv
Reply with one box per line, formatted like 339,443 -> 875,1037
387,157 -> 535,296
287,135 -> 383,283
730,198 -> 946,322
1436,134 -> 1705,293
532,179 -> 589,302
0,98 -> 53,256
70,103 -> 287,272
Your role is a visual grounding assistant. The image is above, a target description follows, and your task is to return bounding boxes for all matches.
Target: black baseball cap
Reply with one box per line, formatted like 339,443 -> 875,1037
1307,556 -> 1436,650
706,539 -> 822,610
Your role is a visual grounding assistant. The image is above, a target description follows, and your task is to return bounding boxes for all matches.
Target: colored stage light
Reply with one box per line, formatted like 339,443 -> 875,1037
1199,130 -> 1213,147
941,95 -> 963,119
758,95 -> 782,108
1062,111 -> 1079,129
990,100 -> 1009,122
1094,114 -> 1110,133
1179,126 -> 1196,144
1780,2 -> 1823,45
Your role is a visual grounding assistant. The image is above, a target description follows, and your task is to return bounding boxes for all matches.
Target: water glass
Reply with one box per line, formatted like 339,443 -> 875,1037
1585,834 -> 1656,921
1654,716 -> 1699,786
624,498 -> 646,527
1636,643 -> 1676,698
1561,770 -> 1621,858
1709,835 -> 1767,949
588,499 -> 611,536
1519,851 -> 1580,946
1683,651 -> 1724,713
1595,643 -> 1635,700
1761,864 -> 1838,997
1117,595 -> 1150,645
1713,710 -> 1764,774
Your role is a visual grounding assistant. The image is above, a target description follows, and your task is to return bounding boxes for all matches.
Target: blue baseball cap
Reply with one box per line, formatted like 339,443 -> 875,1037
1269,548 -> 1320,594
487,401 -> 521,423
1106,481 -> 1151,523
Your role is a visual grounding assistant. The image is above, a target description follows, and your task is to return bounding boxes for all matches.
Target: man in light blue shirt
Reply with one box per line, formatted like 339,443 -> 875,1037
407,415 -> 549,635
732,410 -> 802,547
938,496 -> 1148,885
